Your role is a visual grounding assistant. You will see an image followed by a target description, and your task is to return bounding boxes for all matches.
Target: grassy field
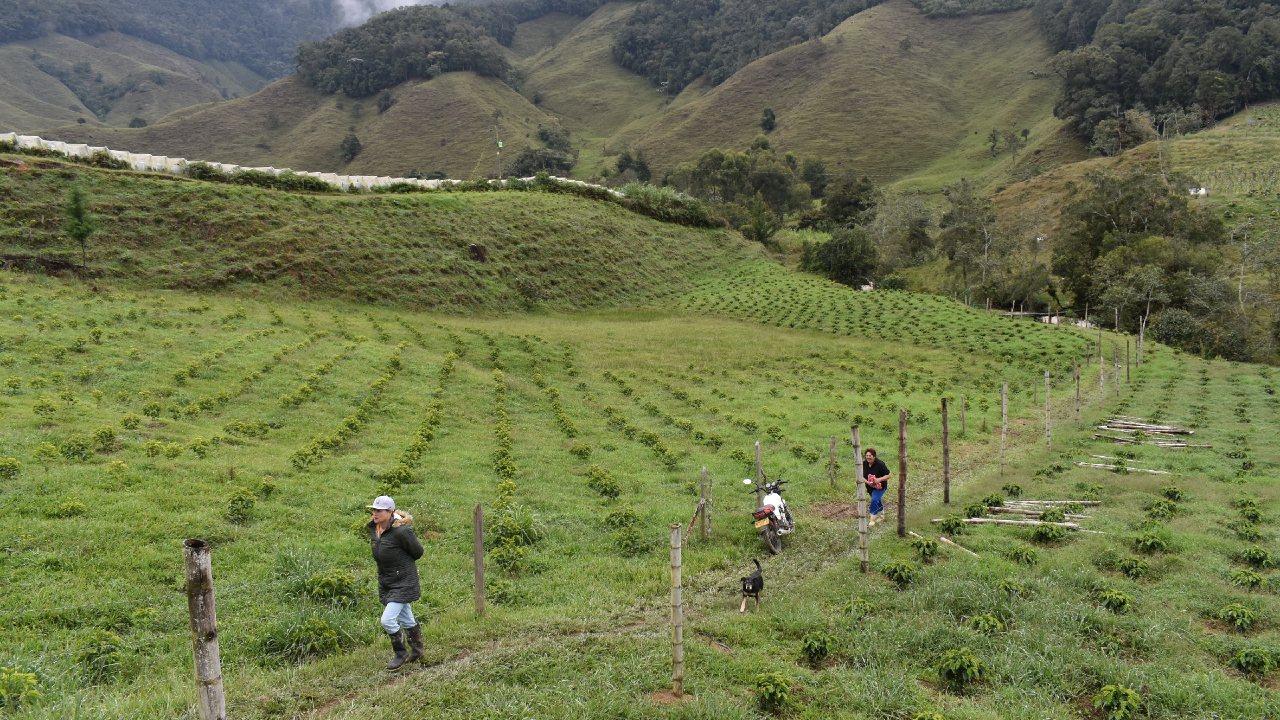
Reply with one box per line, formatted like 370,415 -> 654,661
2,149 -> 1278,719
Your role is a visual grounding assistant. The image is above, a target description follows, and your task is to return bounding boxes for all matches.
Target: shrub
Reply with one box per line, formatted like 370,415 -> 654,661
997,577 -> 1028,597
568,443 -> 592,459
1230,569 -> 1265,590
911,713 -> 946,720
120,413 -> 142,430
939,515 -> 966,535
302,569 -> 359,607
1005,546 -> 1038,565
1133,532 -> 1170,554
1239,547 -> 1276,569
1092,684 -> 1142,720
226,488 -> 256,525
1229,647 -> 1276,676
1116,557 -> 1149,580
50,498 -> 87,518
964,503 -> 987,518
59,436 -> 92,461
0,665 -> 42,710
603,506 -> 639,529
612,526 -> 653,557
981,494 -> 1005,507
257,475 -> 278,499
76,629 -> 124,683
92,426 -> 117,452
0,457 -> 20,480
1001,483 -> 1022,498
882,560 -> 918,589
969,613 -> 1005,634
1096,588 -> 1132,613
800,630 -> 833,665
754,672 -> 792,712
910,536 -> 940,563
1159,485 -> 1185,501
585,465 -> 621,499
1031,524 -> 1067,544
935,648 -> 986,691
1216,603 -> 1257,631
1146,499 -> 1177,521
258,615 -> 346,663
1039,508 -> 1066,523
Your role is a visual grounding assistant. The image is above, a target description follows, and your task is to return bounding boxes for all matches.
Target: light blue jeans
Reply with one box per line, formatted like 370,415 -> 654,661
380,602 -> 418,635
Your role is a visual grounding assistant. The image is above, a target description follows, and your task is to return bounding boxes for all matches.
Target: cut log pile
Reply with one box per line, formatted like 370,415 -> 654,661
1094,417 -> 1211,448
931,500 -> 1104,534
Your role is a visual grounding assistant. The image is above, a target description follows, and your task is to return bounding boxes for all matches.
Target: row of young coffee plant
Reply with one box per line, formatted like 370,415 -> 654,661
376,351 -> 457,493
278,343 -> 361,408
288,344 -> 407,470
681,261 -> 1092,374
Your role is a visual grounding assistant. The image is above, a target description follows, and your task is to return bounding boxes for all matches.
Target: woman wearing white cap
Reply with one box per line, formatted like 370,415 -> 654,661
366,495 -> 424,670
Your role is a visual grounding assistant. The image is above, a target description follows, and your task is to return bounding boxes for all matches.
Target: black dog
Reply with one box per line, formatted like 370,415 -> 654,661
740,559 -> 764,612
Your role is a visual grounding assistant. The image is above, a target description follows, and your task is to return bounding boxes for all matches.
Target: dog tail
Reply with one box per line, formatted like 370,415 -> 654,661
753,558 -> 762,572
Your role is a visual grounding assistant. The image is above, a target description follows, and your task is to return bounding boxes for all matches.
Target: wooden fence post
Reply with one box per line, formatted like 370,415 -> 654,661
474,504 -> 485,616
754,440 -> 763,506
897,409 -> 908,538
941,397 -> 951,505
1074,364 -> 1081,423
960,395 -> 966,435
1126,339 -> 1131,382
699,467 -> 709,540
1044,370 -> 1051,448
1000,382 -> 1008,476
183,539 -> 225,720
670,524 -> 684,697
852,425 -> 868,573
828,435 -> 838,488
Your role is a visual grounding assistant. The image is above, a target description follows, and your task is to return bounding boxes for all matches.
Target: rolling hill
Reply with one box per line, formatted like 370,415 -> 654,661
0,32 -> 269,131
35,1 -> 1083,188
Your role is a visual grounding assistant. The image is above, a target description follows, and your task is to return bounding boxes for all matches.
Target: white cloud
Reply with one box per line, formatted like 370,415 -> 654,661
333,1 -> 444,26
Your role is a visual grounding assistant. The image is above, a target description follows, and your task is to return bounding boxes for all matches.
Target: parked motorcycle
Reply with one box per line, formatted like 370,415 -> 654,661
742,477 -> 794,554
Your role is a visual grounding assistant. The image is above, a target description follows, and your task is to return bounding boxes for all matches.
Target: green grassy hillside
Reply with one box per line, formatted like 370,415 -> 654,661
47,72 -> 565,180
0,154 -> 748,309
27,0 -> 1080,189
516,3 -> 668,175
0,33 -> 267,132
633,0 -> 1075,186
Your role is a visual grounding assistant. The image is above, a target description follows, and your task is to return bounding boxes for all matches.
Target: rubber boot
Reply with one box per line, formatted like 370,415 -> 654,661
405,624 -> 424,663
385,630 -> 409,670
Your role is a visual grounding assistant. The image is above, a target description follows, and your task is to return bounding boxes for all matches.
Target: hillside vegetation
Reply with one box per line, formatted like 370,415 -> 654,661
0,154 -> 747,310
0,33 -> 268,131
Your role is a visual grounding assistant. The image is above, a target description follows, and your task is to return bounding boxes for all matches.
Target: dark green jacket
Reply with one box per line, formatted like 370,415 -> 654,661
367,511 -> 423,604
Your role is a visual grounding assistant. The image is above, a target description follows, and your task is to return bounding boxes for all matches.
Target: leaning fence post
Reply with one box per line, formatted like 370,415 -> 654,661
897,409 -> 908,538
183,539 -> 225,720
670,524 -> 684,697
474,504 -> 485,616
1074,363 -> 1081,423
852,425 -> 868,573
941,397 -> 951,504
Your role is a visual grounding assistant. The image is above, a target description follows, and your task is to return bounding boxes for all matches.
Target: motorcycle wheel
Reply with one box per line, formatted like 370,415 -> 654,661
761,525 -> 782,554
